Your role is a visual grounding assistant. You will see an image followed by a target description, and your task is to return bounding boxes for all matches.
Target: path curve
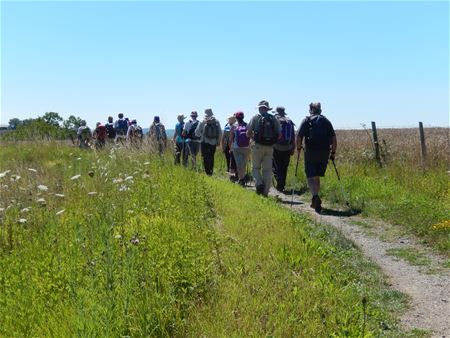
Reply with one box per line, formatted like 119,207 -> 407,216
266,187 -> 450,337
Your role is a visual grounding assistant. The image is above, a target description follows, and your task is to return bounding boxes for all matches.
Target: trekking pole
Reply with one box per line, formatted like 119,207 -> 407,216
331,159 -> 350,207
290,149 -> 301,207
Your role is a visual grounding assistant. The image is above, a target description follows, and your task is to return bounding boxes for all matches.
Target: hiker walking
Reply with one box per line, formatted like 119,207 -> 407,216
182,111 -> 201,169
77,120 -> 92,149
93,122 -> 107,149
148,116 -> 167,155
272,106 -> 296,192
114,113 -> 128,145
127,119 -> 144,147
105,116 -> 116,143
229,111 -> 251,186
246,100 -> 281,196
195,108 -> 222,176
173,114 -> 188,166
221,115 -> 237,179
296,102 -> 337,212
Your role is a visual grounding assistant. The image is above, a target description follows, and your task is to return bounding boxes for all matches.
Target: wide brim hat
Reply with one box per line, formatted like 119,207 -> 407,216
228,115 -> 237,123
204,108 -> 213,117
177,114 -> 186,120
257,100 -> 272,110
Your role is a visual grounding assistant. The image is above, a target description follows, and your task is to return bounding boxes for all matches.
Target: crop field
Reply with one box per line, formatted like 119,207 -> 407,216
0,141 -> 423,337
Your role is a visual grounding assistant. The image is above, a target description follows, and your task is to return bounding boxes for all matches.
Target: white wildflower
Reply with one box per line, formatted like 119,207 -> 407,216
0,170 -> 11,178
131,238 -> 139,245
37,184 -> 48,192
20,207 -> 31,213
36,198 -> 46,205
87,191 -> 97,196
0,208 -> 4,213
10,175 -> 21,182
142,174 -> 150,179
118,185 -> 129,192
55,209 -> 65,216
127,210 -> 134,214
54,193 -> 65,198
125,176 -> 133,181
113,178 -> 123,184
144,162 -> 150,165
28,168 -> 38,173
70,175 -> 81,180
114,234 -> 122,239
76,157 -> 82,161
18,218 -> 27,224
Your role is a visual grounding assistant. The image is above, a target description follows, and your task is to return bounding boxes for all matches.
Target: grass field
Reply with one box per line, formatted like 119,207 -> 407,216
0,142 -> 420,337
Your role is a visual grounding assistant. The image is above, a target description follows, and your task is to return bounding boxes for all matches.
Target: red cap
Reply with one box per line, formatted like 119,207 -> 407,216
235,111 -> 244,119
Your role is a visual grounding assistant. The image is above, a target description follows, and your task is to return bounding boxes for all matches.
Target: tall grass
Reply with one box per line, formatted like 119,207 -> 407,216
0,142 -> 413,336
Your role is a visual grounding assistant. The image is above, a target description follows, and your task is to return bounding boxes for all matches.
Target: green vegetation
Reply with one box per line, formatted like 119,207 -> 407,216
0,143 -> 414,336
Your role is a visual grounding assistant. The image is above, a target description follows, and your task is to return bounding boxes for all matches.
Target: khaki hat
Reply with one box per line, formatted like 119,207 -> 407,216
227,115 -> 237,123
257,100 -> 272,110
204,108 -> 213,117
177,114 -> 186,121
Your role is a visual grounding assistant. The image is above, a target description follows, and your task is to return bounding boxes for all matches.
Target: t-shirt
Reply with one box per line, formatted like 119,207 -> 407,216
297,114 -> 335,161
174,122 -> 185,143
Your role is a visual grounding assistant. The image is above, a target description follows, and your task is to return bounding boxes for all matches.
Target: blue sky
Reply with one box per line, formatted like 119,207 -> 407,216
1,1 -> 449,129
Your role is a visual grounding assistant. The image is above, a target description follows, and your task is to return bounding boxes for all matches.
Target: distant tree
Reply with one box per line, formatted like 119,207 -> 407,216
22,118 -> 36,126
8,118 -> 22,130
42,112 -> 63,127
63,115 -> 82,131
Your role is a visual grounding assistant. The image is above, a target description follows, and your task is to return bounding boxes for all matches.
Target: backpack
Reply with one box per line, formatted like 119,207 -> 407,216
305,115 -> 331,151
96,125 -> 107,140
187,120 -> 199,140
277,117 -> 294,146
223,124 -> 231,146
204,120 -> 219,139
117,119 -> 128,134
131,125 -> 143,140
254,114 -> 278,146
105,123 -> 116,138
79,126 -> 91,141
235,122 -> 250,147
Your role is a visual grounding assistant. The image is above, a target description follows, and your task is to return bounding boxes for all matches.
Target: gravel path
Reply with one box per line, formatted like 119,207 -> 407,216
265,187 -> 450,337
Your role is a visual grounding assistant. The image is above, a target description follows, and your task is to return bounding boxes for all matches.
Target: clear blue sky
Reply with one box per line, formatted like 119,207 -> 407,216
1,1 -> 449,129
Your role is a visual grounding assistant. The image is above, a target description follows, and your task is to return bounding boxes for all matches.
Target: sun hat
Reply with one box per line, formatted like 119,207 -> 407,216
177,114 -> 186,121
228,115 -> 237,123
204,108 -> 213,117
275,106 -> 286,115
154,116 -> 160,123
131,119 -> 137,124
257,100 -> 272,110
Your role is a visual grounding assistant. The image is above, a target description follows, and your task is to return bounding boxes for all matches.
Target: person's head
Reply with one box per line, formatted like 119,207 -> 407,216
190,111 -> 198,120
204,108 -> 213,118
131,119 -> 137,125
235,111 -> 244,122
309,102 -> 322,115
257,100 -> 271,113
177,114 -> 186,122
275,106 -> 286,116
227,114 -> 237,125
108,116 -> 113,123
118,113 -> 124,119
80,120 -> 87,126
96,122 -> 101,127
154,116 -> 160,123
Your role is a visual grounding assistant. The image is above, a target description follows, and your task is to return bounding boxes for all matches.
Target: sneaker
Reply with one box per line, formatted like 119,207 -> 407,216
256,184 -> 265,195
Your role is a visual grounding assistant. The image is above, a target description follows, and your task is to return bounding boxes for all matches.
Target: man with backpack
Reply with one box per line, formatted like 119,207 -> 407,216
296,102 -> 337,213
229,111 -> 251,186
272,106 -> 296,192
195,108 -> 222,176
127,119 -> 144,147
77,120 -> 92,149
105,116 -> 116,143
182,111 -> 201,169
173,114 -> 188,166
221,115 -> 237,180
93,122 -> 107,149
246,100 -> 281,196
148,116 -> 167,154
114,113 -> 128,144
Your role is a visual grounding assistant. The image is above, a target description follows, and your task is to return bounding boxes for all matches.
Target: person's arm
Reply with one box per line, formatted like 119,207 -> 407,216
246,117 -> 254,138
173,125 -> 178,143
194,121 -> 203,138
216,122 -> 222,146
229,125 -> 235,152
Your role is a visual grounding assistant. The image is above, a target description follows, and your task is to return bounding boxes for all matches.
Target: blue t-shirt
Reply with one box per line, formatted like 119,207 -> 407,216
175,122 -> 185,143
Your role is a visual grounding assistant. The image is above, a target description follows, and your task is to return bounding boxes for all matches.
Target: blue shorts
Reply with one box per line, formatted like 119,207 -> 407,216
305,159 -> 328,178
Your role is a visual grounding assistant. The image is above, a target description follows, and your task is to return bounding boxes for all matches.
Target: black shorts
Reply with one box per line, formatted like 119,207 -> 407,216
304,159 -> 328,178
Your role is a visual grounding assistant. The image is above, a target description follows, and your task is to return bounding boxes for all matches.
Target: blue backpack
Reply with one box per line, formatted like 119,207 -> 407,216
117,119 -> 128,135
305,115 -> 331,151
277,117 -> 294,146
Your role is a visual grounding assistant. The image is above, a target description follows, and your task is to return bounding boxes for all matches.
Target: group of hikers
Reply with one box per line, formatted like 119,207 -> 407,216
76,99 -> 336,213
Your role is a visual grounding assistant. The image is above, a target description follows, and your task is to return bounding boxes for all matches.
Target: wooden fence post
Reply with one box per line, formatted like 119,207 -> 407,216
419,122 -> 426,162
371,121 -> 381,166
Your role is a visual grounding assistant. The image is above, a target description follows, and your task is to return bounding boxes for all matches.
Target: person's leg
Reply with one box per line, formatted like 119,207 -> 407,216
278,151 -> 291,191
182,143 -> 188,167
272,149 -> 281,187
201,142 -> 208,174
233,149 -> 244,179
251,144 -> 264,193
208,143 -> 216,175
224,146 -> 231,172
262,146 -> 274,196
175,142 -> 181,165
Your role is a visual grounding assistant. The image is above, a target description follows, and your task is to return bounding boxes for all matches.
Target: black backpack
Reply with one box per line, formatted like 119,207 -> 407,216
305,115 -> 331,151
204,121 -> 219,139
254,114 -> 278,146
187,120 -> 200,140
105,123 -> 116,138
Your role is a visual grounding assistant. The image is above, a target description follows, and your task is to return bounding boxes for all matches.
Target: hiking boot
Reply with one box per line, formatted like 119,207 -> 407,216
314,195 -> 322,213
238,179 -> 246,187
256,184 -> 265,195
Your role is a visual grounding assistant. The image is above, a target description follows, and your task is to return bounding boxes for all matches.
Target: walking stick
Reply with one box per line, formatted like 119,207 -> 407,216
331,159 -> 350,207
290,149 -> 301,207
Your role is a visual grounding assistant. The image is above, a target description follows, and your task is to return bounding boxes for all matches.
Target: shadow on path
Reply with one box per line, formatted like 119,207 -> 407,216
319,208 -> 361,217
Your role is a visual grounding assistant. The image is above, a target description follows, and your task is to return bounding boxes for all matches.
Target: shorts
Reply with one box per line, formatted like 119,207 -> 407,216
187,141 -> 200,156
232,146 -> 250,168
304,159 -> 328,178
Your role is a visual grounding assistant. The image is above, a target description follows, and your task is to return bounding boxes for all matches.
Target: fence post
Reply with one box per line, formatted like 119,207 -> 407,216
371,121 -> 381,166
419,122 -> 426,162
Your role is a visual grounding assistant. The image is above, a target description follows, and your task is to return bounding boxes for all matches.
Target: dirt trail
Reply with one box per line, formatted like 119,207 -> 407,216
264,187 -> 449,337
